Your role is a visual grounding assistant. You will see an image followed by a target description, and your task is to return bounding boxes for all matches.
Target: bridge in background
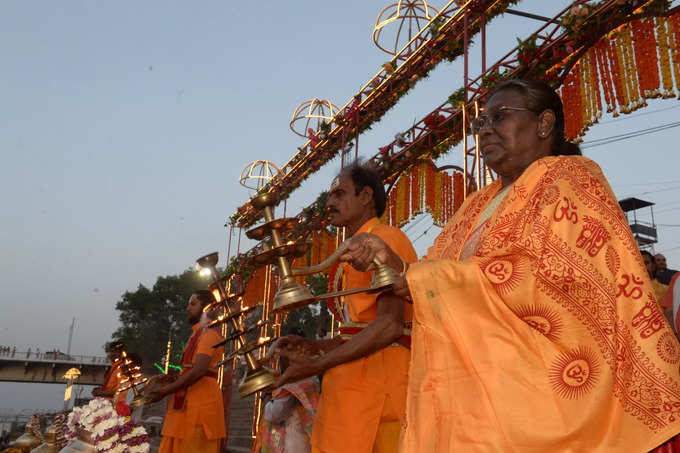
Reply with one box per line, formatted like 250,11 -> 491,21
0,350 -> 109,385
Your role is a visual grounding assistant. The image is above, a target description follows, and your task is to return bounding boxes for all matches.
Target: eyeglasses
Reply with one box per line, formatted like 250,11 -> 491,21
470,106 -> 534,135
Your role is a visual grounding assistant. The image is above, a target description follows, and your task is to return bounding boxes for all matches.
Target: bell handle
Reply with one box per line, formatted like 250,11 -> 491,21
312,285 -> 375,300
291,242 -> 349,276
291,243 -> 395,277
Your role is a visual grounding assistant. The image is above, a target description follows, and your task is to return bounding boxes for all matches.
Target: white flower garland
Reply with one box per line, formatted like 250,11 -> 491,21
64,397 -> 149,453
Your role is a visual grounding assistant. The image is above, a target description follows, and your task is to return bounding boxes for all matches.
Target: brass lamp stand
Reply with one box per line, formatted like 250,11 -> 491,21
196,252 -> 277,398
246,192 -> 401,312
117,351 -> 149,409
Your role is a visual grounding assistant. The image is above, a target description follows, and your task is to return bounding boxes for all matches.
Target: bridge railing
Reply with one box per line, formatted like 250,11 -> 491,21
0,350 -> 109,365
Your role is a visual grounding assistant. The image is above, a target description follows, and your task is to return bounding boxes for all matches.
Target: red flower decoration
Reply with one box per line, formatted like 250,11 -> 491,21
116,401 -> 131,416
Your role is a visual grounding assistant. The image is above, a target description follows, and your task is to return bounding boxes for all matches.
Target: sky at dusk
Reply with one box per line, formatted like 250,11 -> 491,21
2,0 -> 680,411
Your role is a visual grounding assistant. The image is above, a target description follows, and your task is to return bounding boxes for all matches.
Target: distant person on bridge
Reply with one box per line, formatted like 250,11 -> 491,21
146,290 -> 226,453
92,342 -> 127,404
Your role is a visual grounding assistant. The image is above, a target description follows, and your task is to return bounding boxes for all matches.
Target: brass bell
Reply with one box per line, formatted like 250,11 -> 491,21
238,366 -> 277,398
369,258 -> 401,291
272,276 -> 315,312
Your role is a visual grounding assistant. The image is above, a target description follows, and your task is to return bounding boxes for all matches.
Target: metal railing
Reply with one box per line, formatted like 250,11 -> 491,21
0,349 -> 109,365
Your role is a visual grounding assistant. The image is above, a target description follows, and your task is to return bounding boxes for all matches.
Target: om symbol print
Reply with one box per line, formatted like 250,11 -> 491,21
549,347 -> 600,399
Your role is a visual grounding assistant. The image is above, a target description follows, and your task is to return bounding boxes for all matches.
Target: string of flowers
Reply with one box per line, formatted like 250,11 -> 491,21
580,54 -> 591,131
561,63 -> 582,140
595,41 -> 617,114
453,172 -> 464,213
656,17 -> 675,97
607,35 -> 627,112
632,18 -> 660,97
410,165 -> 422,217
667,14 -> 680,93
624,23 -> 645,110
589,50 -> 603,123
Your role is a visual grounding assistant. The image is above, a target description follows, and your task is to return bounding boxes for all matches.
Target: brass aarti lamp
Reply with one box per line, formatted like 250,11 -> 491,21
117,351 -> 149,409
195,251 -> 277,398
246,191 -> 401,312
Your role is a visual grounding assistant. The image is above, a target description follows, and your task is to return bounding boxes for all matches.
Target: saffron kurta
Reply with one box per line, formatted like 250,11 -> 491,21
102,361 -> 127,405
403,156 -> 680,452
311,218 -> 417,453
159,324 -> 225,453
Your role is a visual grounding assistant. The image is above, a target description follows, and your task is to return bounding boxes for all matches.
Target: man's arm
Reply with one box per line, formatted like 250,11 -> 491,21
92,387 -> 116,398
275,292 -> 404,386
146,354 -> 210,402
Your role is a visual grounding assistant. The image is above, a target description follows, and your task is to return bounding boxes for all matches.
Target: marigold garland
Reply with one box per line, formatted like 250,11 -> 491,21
656,17 -> 675,98
410,165 -> 422,216
623,24 -> 644,109
395,175 -> 408,227
607,36 -> 627,113
668,14 -> 680,95
453,171 -> 464,212
632,18 -> 660,98
562,13 -> 680,140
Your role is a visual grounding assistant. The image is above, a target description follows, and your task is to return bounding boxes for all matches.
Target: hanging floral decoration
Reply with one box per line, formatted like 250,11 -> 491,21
383,161 -> 464,228
561,10 -> 680,140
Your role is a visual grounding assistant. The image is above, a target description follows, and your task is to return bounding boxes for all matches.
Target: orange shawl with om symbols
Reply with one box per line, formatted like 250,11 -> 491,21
403,156 -> 680,452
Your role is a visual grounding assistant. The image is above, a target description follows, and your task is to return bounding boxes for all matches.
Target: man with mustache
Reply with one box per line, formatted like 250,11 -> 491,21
275,163 -> 417,453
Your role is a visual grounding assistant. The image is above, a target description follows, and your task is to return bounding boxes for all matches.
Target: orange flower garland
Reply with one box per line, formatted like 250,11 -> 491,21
589,50 -> 602,122
623,24 -> 644,109
433,171 -> 444,226
668,14 -> 680,95
580,58 -> 589,132
594,41 -> 613,114
607,37 -> 627,113
656,17 -> 675,98
453,171 -> 464,212
632,18 -> 660,98
613,30 -> 632,112
410,165 -> 421,216
425,163 -> 436,222
562,64 -> 582,140
395,174 -> 409,227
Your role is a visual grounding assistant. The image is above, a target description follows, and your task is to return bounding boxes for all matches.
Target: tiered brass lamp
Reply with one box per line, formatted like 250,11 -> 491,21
246,192 -> 401,312
195,252 -> 277,398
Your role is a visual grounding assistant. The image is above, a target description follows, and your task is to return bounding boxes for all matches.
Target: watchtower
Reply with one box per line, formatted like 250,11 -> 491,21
618,197 -> 657,249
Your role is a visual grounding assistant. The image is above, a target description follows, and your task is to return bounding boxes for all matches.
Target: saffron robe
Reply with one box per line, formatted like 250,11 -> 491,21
311,218 -> 417,452
102,360 -> 127,405
403,156 -> 680,452
160,324 -> 226,446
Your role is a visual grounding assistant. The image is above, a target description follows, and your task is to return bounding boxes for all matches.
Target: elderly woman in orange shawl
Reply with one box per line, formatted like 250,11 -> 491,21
340,79 -> 680,452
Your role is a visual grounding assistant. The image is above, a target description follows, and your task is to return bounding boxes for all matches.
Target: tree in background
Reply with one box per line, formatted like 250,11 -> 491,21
109,269 -> 205,372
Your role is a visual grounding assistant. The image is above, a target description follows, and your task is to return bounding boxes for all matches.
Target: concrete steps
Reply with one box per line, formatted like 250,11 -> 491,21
226,380 -> 255,452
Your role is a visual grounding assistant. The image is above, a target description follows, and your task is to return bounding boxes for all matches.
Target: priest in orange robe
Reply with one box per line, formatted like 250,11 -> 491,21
148,290 -> 226,453
92,342 -> 126,404
275,163 -> 417,453
340,80 -> 680,451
